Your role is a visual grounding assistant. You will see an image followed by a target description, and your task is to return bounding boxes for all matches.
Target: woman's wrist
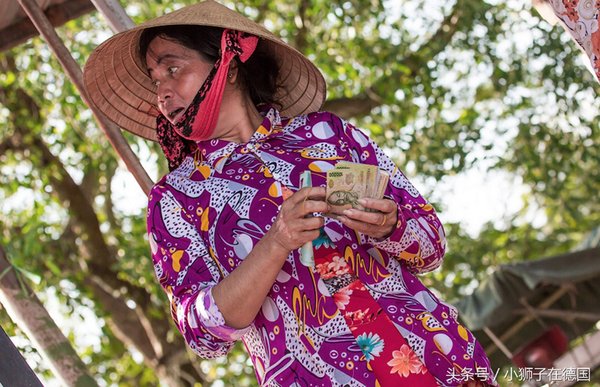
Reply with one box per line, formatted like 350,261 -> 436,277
260,230 -> 292,260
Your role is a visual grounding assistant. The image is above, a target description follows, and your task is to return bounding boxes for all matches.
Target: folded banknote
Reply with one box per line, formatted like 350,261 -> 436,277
326,161 -> 389,214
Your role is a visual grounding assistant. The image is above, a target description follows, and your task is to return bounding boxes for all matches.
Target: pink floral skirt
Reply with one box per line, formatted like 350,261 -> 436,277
314,241 -> 439,386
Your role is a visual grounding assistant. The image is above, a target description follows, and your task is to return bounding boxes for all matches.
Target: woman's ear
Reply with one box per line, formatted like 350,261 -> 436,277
227,61 -> 239,84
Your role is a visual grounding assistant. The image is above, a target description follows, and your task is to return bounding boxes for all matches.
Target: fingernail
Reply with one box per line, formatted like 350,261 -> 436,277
358,199 -> 367,205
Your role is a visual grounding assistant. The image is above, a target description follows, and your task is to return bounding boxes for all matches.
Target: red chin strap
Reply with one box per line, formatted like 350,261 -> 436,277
183,29 -> 258,141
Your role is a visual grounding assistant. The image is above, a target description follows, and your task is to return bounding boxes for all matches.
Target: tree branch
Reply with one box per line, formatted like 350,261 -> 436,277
324,0 -> 472,119
293,0 -> 310,52
0,132 -> 25,156
13,101 -> 162,363
102,162 -> 121,232
87,279 -> 158,362
402,0 -> 465,74
322,93 -> 381,119
80,166 -> 99,204
253,2 -> 271,24
3,76 -> 205,384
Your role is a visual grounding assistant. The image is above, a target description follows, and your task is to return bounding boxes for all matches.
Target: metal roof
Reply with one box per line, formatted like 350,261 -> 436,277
456,242 -> 600,369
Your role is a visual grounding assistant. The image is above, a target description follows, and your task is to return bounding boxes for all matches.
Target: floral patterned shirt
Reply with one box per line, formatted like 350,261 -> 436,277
147,108 -> 495,386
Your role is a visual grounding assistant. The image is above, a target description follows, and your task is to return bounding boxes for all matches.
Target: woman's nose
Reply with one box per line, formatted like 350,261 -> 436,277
157,83 -> 173,103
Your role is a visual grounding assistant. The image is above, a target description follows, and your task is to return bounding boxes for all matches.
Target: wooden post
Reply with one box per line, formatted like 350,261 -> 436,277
17,0 -> 153,195
0,324 -> 43,387
0,245 -> 98,387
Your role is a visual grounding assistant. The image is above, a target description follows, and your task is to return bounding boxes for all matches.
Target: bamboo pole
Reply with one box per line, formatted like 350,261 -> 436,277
17,0 -> 153,194
90,0 -> 134,32
0,245 -> 98,387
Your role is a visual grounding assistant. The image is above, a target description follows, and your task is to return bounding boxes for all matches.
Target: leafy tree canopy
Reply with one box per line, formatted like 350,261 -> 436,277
0,0 -> 597,385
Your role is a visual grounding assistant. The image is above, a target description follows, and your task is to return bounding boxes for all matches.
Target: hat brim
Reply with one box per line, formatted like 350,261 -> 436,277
83,0 -> 326,141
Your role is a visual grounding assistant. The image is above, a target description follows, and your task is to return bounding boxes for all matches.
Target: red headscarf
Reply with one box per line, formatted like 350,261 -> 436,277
156,29 -> 258,170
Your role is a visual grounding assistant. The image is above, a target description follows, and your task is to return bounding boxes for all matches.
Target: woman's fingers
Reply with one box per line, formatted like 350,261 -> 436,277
300,197 -> 330,216
295,186 -> 327,202
338,198 -> 398,239
275,215 -> 323,250
269,187 -> 328,251
295,216 -> 325,232
358,198 -> 396,214
341,199 -> 395,225
293,187 -> 328,217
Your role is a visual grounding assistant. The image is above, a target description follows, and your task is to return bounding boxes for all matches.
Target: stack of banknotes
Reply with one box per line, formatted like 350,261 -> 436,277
326,161 -> 389,214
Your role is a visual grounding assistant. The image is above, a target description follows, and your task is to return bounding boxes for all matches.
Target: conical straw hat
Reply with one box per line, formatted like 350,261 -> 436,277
83,0 -> 326,141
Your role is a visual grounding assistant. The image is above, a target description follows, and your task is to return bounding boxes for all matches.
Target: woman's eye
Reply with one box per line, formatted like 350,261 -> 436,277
151,79 -> 160,87
168,66 -> 178,75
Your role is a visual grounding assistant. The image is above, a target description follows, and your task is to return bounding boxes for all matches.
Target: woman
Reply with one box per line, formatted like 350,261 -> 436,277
84,1 -> 496,385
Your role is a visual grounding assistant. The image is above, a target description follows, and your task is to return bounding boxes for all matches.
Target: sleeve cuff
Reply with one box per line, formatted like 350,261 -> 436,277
192,286 -> 251,342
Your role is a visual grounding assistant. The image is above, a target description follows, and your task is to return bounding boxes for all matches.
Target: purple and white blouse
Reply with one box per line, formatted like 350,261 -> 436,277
147,108 -> 495,386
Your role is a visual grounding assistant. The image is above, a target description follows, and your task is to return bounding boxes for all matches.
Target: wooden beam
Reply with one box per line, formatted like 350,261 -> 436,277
513,308 -> 600,322
482,326 -> 514,361
17,0 -> 154,194
484,285 -> 571,356
0,0 -> 95,52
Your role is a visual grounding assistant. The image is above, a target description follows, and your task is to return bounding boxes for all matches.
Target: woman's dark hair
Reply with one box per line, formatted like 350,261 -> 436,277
139,25 -> 280,108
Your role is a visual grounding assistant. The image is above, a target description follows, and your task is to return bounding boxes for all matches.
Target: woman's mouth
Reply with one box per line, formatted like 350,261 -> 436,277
168,108 -> 184,121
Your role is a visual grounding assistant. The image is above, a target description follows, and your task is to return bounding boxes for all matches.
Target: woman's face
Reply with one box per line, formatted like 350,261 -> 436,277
145,36 -> 213,124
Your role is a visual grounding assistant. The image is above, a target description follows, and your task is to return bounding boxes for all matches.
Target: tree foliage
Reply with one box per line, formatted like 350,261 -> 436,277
0,0 -> 598,385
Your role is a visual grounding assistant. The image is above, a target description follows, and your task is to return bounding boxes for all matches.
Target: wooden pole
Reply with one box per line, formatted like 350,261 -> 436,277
0,245 -> 98,387
482,326 -> 514,361
17,0 -> 153,195
483,285 -> 571,356
513,308 -> 600,322
0,324 -> 43,387
89,0 -> 134,32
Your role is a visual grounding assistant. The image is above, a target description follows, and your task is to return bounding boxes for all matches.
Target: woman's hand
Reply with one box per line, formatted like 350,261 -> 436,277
215,187 -> 328,329
265,187 -> 329,254
337,198 -> 397,239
